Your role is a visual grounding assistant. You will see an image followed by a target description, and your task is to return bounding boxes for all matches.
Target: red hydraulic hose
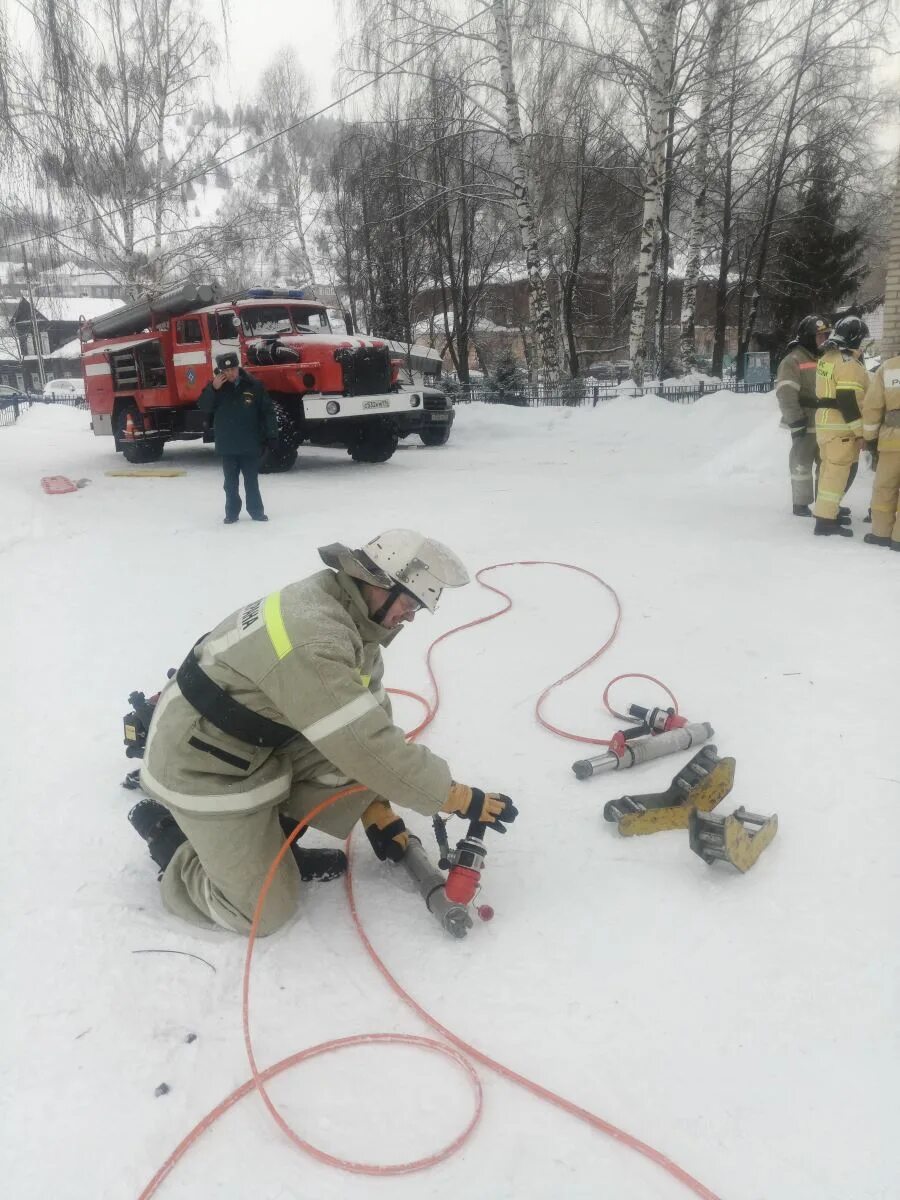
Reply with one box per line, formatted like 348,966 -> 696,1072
137,561 -> 718,1200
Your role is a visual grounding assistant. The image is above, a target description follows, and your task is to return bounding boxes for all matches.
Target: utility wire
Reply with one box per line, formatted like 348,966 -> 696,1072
3,10 -> 485,255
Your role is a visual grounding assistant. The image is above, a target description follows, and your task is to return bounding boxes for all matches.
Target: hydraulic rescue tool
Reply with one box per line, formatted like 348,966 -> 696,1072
603,745 -> 736,836
689,806 -> 778,872
397,816 -> 496,939
572,704 -> 713,779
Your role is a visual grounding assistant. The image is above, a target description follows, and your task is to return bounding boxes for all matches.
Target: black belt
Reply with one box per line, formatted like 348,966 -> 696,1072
175,640 -> 296,749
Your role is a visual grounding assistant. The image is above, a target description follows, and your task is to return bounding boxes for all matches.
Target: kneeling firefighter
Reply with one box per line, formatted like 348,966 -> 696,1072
128,530 -> 518,934
812,316 -> 870,538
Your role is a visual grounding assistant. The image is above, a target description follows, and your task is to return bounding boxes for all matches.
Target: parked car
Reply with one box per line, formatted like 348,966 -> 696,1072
0,384 -> 27,400
43,376 -> 86,399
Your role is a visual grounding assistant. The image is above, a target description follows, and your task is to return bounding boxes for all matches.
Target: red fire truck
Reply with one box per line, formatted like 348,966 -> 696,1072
81,281 -> 454,469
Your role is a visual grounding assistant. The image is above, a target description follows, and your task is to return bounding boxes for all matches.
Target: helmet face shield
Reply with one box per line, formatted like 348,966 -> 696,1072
319,530 -> 470,612
364,531 -> 470,611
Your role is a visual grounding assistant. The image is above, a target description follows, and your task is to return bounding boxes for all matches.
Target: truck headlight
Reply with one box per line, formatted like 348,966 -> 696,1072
326,400 -> 340,415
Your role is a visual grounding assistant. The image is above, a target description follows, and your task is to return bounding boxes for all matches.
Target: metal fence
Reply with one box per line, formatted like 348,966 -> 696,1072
0,393 -> 88,428
450,379 -> 773,407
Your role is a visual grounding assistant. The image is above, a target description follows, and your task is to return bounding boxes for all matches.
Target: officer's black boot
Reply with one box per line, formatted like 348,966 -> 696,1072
814,517 -> 853,538
128,799 -> 187,874
279,815 -> 348,882
792,503 -> 812,517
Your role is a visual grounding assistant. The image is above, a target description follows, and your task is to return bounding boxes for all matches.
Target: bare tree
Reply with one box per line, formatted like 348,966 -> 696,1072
11,0 -> 229,290
344,0 -> 562,379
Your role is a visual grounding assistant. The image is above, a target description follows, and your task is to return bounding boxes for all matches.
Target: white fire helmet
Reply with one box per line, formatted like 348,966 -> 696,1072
318,529 -> 470,611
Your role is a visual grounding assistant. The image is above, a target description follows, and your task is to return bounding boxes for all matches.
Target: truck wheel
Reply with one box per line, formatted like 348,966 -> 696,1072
419,425 -> 451,447
349,427 -> 398,463
259,401 -> 299,473
259,443 -> 298,473
115,404 -> 165,463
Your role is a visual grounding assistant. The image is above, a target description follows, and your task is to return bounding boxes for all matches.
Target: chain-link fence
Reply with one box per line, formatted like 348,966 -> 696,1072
449,379 -> 773,407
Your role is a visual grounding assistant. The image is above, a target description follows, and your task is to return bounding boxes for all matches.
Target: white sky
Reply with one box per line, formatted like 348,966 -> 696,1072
204,0 -> 344,108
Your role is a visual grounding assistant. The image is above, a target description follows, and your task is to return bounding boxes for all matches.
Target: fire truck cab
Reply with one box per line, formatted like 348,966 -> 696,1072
82,282 -> 453,469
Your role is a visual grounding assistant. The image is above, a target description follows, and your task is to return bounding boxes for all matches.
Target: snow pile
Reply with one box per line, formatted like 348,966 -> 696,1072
1,394 -> 897,1200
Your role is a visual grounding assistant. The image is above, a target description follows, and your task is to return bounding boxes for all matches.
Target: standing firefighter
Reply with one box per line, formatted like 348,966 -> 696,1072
199,352 -> 278,524
812,317 -> 870,538
861,355 -> 900,551
127,530 -> 518,934
775,315 -> 831,516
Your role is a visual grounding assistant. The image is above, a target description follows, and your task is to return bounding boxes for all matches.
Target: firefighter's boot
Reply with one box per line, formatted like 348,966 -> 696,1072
128,799 -> 187,874
864,534 -> 892,547
603,746 -> 736,835
814,517 -> 853,538
279,815 -> 348,882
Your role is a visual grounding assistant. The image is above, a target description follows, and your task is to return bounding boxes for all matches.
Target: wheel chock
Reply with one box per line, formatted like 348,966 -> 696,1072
603,745 -> 736,836
689,806 -> 778,872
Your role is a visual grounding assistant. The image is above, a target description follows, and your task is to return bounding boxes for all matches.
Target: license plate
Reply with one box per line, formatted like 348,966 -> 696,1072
429,412 -> 450,422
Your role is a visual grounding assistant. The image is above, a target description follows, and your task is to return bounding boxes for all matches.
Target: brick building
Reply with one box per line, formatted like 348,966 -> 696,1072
882,154 -> 900,358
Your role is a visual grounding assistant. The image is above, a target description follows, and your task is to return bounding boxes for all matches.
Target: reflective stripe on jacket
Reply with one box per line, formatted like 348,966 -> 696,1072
140,570 -> 451,816
814,348 -> 867,443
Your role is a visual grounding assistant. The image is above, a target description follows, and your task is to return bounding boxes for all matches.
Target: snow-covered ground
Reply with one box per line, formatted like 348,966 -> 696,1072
1,395 -> 897,1200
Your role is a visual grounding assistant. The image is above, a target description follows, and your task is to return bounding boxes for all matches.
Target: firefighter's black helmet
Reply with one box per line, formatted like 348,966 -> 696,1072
828,316 -> 869,352
796,315 -> 831,356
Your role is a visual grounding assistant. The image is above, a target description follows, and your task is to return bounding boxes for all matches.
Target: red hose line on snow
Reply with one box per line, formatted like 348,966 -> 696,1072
138,562 -> 718,1200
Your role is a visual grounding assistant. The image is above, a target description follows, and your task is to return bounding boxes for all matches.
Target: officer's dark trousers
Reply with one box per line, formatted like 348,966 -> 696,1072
221,453 -> 265,520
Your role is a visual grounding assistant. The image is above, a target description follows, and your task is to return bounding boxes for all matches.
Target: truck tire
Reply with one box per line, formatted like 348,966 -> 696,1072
259,400 -> 298,473
115,403 -> 165,464
419,425 -> 451,447
348,426 -> 398,463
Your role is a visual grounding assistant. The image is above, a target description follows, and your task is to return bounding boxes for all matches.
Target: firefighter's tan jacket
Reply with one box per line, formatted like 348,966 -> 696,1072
814,347 -> 867,445
140,569 -> 452,817
862,356 -> 900,451
775,345 -> 819,429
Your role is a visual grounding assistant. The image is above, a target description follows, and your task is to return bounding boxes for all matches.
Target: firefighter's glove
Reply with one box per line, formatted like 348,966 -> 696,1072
866,440 -> 879,470
362,800 -> 409,862
789,421 -> 808,441
441,783 -> 519,832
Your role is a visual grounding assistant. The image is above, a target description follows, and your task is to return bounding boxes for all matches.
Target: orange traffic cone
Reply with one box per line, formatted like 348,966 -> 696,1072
125,411 -> 136,440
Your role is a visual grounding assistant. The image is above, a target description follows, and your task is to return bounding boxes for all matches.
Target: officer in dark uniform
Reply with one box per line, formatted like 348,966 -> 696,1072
199,352 -> 279,524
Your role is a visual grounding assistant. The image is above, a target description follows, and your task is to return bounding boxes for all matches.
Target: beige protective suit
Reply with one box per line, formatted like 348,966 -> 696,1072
140,569 -> 452,932
862,356 -> 900,542
775,345 -> 820,507
813,347 -> 868,520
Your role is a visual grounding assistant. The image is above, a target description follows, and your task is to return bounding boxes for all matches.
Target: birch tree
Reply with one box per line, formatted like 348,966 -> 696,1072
678,0 -> 730,369
624,0 -> 678,383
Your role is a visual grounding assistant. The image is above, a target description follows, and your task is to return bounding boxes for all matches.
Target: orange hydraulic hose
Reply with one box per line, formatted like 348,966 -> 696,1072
137,562 -> 719,1200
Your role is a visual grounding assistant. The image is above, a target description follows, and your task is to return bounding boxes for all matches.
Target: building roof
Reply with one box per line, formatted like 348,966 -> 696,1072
47,336 -> 83,360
